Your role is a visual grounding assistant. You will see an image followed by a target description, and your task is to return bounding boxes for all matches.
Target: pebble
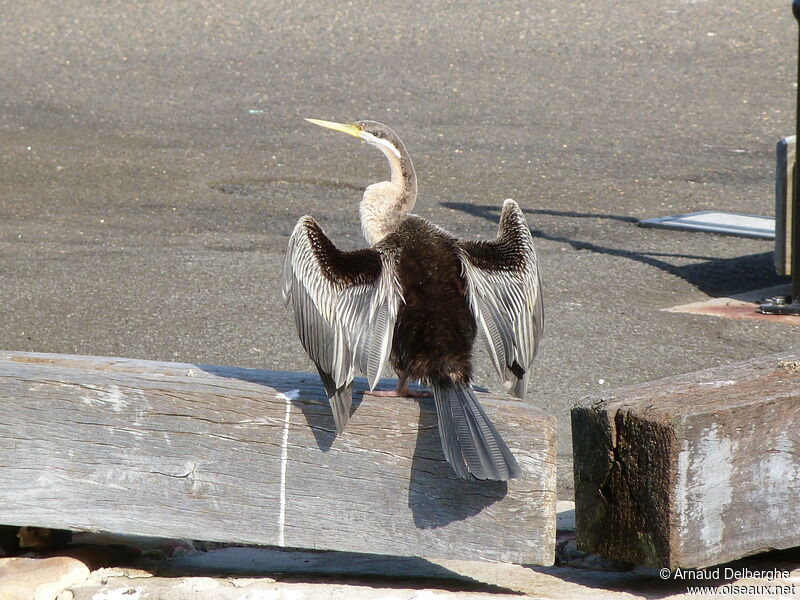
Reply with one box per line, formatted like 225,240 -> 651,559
0,556 -> 90,600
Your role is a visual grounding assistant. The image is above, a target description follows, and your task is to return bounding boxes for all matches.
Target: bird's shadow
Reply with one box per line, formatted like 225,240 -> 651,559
195,363 -> 338,452
198,365 -> 505,528
310,381 -> 508,529
442,202 -> 788,296
289,387 -> 343,453
399,388 -> 508,529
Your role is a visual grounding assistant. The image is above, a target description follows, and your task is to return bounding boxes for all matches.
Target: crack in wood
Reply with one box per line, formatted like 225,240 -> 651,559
150,462 -> 196,479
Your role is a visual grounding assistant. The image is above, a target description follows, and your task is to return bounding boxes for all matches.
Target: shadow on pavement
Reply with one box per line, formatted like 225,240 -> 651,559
151,545 -> 524,595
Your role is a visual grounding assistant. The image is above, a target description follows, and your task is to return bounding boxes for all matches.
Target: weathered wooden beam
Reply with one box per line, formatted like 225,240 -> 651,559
572,352 -> 800,569
0,351 -> 556,565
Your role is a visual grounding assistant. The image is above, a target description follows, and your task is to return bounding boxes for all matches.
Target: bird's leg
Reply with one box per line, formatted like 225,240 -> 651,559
366,374 -> 432,398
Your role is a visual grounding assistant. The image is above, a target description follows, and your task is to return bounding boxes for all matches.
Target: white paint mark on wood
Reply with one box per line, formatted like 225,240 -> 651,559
676,439 -> 691,533
677,424 -> 734,549
774,432 -> 795,455
276,390 -> 298,546
764,433 -> 799,522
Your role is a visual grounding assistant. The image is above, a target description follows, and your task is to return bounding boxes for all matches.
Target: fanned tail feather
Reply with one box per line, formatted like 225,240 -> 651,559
431,381 -> 521,481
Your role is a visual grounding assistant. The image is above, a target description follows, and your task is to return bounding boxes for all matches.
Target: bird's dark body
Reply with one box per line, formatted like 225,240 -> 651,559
383,216 -> 476,386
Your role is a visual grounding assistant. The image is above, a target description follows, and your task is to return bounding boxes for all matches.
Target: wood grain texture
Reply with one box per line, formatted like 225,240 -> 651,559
572,351 -> 800,568
0,351 -> 556,565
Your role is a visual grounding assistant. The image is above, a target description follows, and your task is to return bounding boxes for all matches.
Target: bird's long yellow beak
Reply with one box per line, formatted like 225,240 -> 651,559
305,118 -> 363,138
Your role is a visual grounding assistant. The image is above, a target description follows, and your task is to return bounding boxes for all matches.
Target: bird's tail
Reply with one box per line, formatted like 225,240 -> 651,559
431,381 -> 521,481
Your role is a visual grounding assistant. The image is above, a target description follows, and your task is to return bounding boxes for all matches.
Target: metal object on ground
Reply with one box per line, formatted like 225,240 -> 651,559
638,211 -> 774,239
665,284 -> 798,325
774,135 -> 794,276
760,1 -> 800,315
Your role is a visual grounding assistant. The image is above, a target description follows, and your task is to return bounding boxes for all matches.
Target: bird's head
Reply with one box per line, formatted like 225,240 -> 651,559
304,118 -> 405,162
304,118 -> 418,244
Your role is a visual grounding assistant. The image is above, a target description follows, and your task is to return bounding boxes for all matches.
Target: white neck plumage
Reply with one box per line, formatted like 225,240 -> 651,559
359,133 -> 417,246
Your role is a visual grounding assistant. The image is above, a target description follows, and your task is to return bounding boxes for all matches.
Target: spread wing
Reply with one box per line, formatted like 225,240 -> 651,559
458,199 -> 543,399
281,216 -> 401,432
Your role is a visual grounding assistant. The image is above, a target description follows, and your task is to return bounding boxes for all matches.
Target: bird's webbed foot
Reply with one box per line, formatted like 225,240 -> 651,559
365,376 -> 432,398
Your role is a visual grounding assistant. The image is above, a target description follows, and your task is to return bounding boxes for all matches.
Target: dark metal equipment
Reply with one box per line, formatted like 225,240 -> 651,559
760,0 -> 800,315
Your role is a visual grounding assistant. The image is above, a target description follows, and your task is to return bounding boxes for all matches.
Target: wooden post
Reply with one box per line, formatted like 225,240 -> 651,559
572,352 -> 800,568
0,351 -> 557,565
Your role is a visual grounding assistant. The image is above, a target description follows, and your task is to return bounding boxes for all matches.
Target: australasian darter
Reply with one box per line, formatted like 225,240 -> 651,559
281,119 -> 543,481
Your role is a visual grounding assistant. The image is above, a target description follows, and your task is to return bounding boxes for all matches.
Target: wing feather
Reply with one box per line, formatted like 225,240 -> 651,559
459,199 -> 543,399
282,216 -> 401,431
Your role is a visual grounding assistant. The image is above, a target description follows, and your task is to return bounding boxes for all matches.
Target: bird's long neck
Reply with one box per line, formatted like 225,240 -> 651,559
386,142 -> 417,209
360,137 -> 417,245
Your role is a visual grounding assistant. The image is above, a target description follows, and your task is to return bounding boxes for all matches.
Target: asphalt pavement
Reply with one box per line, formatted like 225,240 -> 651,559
2,0 -> 799,493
